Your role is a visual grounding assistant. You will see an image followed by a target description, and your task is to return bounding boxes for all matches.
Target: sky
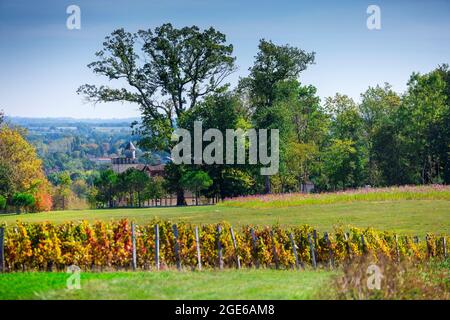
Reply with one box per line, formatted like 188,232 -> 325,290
0,0 -> 449,119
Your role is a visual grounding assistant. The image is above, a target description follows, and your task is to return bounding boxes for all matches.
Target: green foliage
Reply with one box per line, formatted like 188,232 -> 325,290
0,194 -> 6,210
78,24 -> 235,151
12,192 -> 35,213
94,169 -> 118,208
176,92 -> 256,199
180,170 -> 212,205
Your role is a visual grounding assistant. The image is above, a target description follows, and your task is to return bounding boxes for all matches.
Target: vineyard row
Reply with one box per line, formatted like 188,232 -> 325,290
0,220 -> 448,272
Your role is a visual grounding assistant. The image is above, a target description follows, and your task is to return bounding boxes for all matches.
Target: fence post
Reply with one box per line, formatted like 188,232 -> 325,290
343,232 -> 351,257
308,233 -> 317,269
425,235 -> 432,258
394,234 -> 400,263
361,234 -> 366,255
217,225 -> 223,270
289,232 -> 300,270
173,224 -> 181,271
155,224 -> 160,270
270,230 -> 279,270
195,226 -> 202,271
131,222 -> 137,271
0,227 -> 4,273
250,228 -> 260,269
443,237 -> 447,259
230,227 -> 241,269
324,232 -> 334,269
313,229 -> 318,259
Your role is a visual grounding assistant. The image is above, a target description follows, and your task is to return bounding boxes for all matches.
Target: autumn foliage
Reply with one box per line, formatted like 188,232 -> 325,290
1,219 -> 447,272
0,126 -> 52,212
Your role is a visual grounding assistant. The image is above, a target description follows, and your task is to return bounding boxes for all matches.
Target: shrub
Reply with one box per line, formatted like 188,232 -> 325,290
12,192 -> 35,213
334,254 -> 450,300
0,195 -> 6,210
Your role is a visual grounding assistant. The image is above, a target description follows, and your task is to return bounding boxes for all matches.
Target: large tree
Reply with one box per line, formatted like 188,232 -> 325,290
0,126 -> 52,211
177,92 -> 256,199
359,84 -> 401,186
398,67 -> 450,184
240,40 -> 315,193
79,23 -> 236,205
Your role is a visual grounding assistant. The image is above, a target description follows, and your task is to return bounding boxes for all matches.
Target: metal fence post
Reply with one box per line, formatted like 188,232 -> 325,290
230,227 -> 241,269
173,224 -> 181,270
195,226 -> 202,271
155,224 -> 160,270
131,222 -> 137,270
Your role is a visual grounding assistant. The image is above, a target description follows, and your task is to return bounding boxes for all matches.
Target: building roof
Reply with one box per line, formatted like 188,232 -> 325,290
125,141 -> 136,151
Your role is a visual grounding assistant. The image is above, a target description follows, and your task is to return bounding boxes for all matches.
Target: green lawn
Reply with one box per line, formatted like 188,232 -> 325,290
0,270 -> 335,300
1,199 -> 448,300
1,200 -> 449,235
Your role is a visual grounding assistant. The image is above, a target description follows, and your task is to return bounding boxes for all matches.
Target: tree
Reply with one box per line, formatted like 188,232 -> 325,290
398,67 -> 450,184
78,23 -> 236,205
176,92 -> 256,199
323,139 -> 357,190
244,40 -> 315,111
0,195 -> 6,211
127,168 -> 150,207
241,39 -> 315,193
270,81 -> 329,192
146,176 -> 167,206
71,179 -> 89,198
94,169 -> 118,208
12,192 -> 35,214
0,126 -> 52,212
359,84 -> 401,186
285,142 -> 318,191
324,94 -> 367,189
55,172 -> 72,210
180,170 -> 212,205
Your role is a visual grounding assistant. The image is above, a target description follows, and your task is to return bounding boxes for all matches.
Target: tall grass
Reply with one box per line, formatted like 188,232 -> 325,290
220,185 -> 450,209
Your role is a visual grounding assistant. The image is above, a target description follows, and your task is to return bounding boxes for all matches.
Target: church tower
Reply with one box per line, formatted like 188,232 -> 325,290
124,141 -> 136,160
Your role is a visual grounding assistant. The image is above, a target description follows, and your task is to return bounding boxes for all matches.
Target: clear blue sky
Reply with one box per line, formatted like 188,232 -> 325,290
1,0 -> 449,118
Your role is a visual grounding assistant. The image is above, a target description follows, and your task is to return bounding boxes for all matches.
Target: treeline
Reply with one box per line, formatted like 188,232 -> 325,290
91,169 -> 165,208
79,24 -> 450,204
91,168 -> 213,208
164,65 -> 450,199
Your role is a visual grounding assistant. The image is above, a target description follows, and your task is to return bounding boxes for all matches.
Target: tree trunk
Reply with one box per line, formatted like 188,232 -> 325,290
109,185 -> 113,208
264,175 -> 271,194
176,188 -> 186,206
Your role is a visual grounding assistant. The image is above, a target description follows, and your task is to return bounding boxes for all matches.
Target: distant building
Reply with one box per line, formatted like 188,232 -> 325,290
91,157 -> 112,166
111,141 -> 165,177
110,141 -> 199,206
111,141 -> 138,173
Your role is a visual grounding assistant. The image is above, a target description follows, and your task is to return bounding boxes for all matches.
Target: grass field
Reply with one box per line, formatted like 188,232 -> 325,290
0,270 -> 334,300
220,185 -> 450,209
1,200 -> 449,235
1,188 -> 448,300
